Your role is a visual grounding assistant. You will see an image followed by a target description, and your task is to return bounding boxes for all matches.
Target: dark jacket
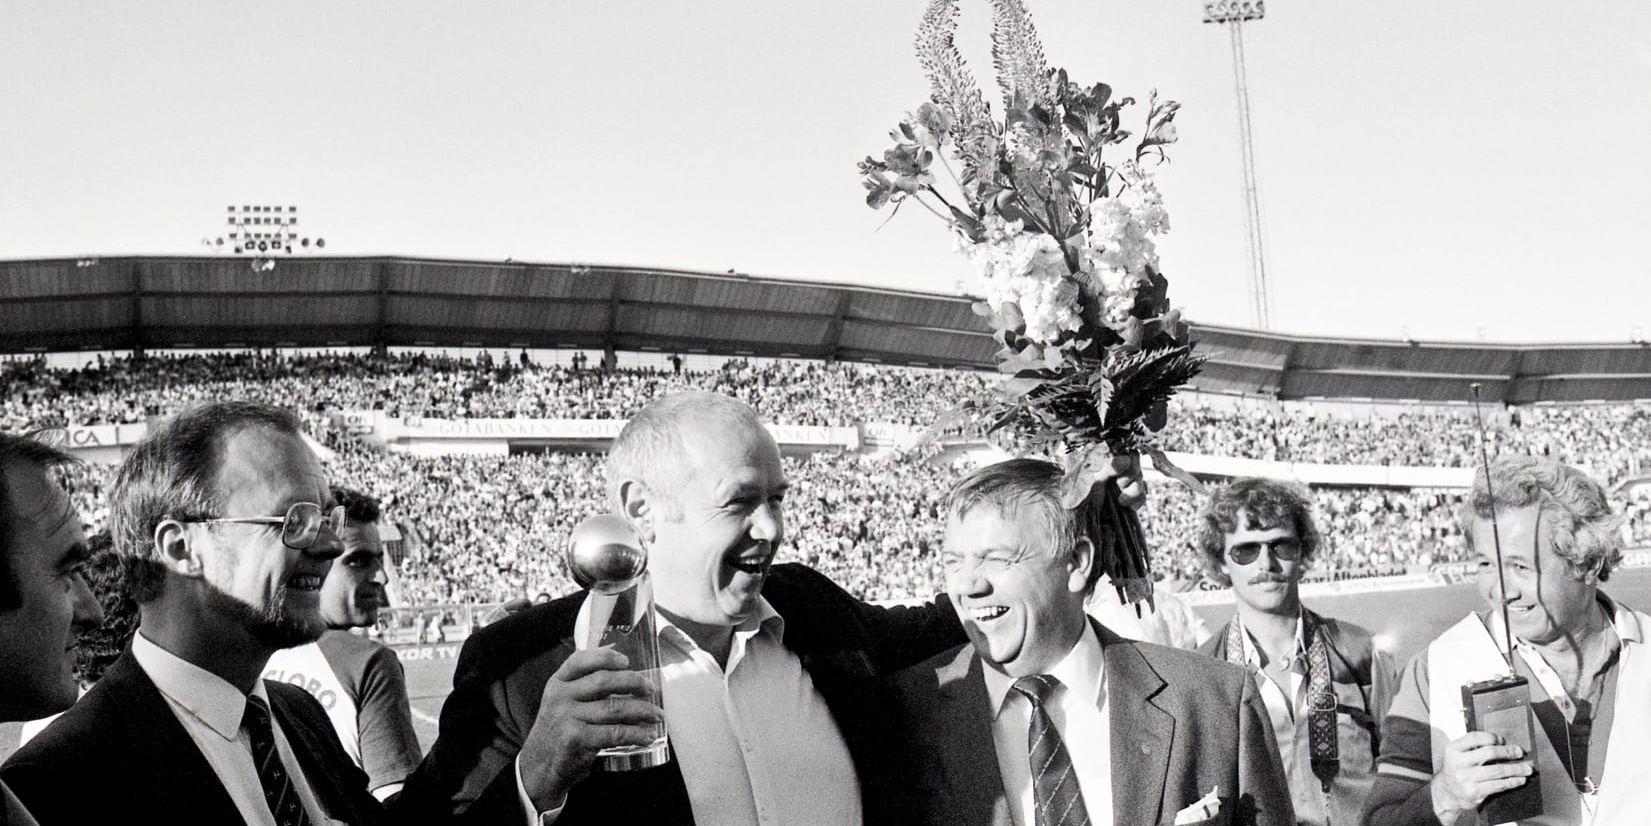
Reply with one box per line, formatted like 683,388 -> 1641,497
1,650 -> 385,826
888,620 -> 1296,826
397,563 -> 963,825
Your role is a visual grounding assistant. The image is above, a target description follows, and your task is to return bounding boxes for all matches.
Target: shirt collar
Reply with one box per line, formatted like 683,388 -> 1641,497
132,632 -> 269,741
658,597 -> 785,653
1237,610 -> 1307,672
981,621 -> 1105,719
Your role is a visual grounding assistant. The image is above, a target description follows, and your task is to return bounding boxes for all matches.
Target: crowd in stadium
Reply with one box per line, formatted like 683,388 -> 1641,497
8,349 -> 1651,605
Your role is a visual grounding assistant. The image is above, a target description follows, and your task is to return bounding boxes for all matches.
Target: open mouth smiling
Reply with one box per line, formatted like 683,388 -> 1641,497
289,573 -> 325,591
970,606 -> 1009,622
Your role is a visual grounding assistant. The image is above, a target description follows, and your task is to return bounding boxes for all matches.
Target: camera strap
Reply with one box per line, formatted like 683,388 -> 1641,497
1224,611 -> 1339,792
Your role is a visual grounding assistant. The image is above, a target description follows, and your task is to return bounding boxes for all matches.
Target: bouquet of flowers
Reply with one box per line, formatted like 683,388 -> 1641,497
859,0 -> 1204,601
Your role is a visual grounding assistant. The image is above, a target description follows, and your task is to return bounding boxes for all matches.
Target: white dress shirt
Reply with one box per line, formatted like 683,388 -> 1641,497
1236,615 -> 1325,825
132,632 -> 335,826
981,622 -> 1113,826
519,597 -> 860,825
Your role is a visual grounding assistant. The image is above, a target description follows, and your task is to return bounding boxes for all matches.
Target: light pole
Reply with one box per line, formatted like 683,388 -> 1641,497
1203,0 -> 1272,330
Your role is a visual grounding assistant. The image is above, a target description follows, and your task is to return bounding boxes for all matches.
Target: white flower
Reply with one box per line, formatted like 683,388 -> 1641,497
960,221 -> 1082,345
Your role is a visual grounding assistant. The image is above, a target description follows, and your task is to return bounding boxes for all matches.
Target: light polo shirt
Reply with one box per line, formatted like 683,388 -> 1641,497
981,622 -> 1113,826
519,597 -> 860,825
131,632 -> 332,826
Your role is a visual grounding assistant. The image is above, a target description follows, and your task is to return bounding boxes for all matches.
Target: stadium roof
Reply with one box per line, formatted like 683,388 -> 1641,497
4,255 -> 1648,404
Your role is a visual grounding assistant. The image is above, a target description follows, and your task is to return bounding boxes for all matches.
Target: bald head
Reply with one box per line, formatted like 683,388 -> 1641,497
606,391 -> 772,515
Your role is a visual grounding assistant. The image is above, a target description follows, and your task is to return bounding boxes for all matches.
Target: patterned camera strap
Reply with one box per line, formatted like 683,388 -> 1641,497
1226,611 -> 1339,792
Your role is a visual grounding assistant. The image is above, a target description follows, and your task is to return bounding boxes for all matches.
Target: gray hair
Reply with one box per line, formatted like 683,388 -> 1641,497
0,431 -> 81,611
1461,454 -> 1623,582
110,401 -> 303,602
944,458 -> 1105,595
605,391 -> 767,516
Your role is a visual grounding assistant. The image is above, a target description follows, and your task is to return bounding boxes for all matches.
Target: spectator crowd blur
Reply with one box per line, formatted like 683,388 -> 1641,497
8,350 -> 1651,605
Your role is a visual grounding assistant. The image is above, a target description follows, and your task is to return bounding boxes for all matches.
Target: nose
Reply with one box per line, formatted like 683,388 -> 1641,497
749,500 -> 782,546
947,561 -> 990,599
69,572 -> 104,632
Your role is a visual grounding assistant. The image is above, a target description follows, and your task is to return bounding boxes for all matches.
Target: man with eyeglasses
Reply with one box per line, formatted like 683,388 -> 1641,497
264,486 -> 423,802
1196,477 -> 1396,826
3,402 -> 386,826
888,458 -> 1293,825
0,431 -> 104,826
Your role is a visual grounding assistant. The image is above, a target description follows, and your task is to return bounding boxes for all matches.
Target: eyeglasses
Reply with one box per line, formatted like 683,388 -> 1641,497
185,502 -> 346,550
1226,536 -> 1304,566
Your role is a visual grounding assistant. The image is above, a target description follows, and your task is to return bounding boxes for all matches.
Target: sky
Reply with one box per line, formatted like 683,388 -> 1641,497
1,1 -> 1648,343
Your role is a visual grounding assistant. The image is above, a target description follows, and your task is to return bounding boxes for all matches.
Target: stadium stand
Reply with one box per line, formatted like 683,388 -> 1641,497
12,351 -> 1648,610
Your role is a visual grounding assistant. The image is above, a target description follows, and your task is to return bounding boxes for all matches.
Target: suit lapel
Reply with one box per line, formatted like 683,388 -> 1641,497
100,653 -> 245,824
1102,623 -> 1174,826
934,647 -> 1012,826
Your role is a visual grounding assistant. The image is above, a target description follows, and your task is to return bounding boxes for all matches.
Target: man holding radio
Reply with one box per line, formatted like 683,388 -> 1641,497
1364,456 -> 1651,825
1195,478 -> 1396,826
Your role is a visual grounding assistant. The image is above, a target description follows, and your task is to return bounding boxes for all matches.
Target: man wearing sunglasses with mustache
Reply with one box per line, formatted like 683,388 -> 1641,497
3,401 -> 386,826
1197,478 -> 1397,826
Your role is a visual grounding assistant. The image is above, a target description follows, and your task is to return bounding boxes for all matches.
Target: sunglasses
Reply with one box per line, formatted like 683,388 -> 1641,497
1226,536 -> 1304,566
184,502 -> 346,550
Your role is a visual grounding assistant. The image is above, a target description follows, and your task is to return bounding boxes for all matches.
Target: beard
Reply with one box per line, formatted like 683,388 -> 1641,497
204,584 -> 324,648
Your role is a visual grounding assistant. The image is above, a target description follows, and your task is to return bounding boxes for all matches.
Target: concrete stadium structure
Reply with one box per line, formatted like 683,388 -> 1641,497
3,255 -> 1648,403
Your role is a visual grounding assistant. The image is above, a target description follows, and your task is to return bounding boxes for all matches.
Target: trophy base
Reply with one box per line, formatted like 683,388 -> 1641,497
597,738 -> 670,771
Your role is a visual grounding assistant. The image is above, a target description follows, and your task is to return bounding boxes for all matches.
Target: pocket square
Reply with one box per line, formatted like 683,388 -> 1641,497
1172,787 -> 1222,825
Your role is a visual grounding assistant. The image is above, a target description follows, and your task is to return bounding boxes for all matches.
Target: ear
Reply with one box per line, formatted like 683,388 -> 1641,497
617,479 -> 657,544
154,520 -> 203,578
1067,536 -> 1097,595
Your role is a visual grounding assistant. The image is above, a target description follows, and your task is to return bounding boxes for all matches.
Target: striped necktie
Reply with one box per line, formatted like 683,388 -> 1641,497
1011,674 -> 1092,826
242,695 -> 313,826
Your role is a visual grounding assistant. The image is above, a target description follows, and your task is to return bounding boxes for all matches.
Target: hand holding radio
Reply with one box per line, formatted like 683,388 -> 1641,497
1430,731 -> 1533,822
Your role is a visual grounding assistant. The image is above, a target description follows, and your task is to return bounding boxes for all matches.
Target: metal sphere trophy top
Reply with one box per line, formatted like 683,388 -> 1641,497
566,514 -> 671,771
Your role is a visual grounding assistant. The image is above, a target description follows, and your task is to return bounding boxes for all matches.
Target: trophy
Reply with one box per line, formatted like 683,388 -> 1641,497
566,514 -> 670,770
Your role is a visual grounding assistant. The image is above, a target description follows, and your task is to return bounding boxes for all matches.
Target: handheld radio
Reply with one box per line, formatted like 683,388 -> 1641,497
1460,382 -> 1542,822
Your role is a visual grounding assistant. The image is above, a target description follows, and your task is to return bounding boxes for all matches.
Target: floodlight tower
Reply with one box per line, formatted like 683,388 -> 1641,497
201,204 -> 328,272
1203,0 -> 1272,330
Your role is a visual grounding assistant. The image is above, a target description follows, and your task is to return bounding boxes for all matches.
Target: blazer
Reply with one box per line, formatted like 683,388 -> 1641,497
886,620 -> 1295,826
0,650 -> 385,826
397,563 -> 963,825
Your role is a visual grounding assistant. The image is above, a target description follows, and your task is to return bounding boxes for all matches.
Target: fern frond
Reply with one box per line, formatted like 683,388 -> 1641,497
1101,346 -> 1206,440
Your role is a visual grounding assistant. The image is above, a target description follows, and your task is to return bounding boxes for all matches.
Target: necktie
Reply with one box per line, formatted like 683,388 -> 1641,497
242,695 -> 313,826
1011,674 -> 1092,826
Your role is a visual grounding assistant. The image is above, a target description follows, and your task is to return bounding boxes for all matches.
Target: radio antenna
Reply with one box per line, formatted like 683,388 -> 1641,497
1469,383 -> 1515,668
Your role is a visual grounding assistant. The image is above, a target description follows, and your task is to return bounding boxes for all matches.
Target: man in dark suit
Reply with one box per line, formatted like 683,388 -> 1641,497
2,402 -> 384,826
399,390 -> 969,825
888,459 -> 1294,826
0,432 -> 104,826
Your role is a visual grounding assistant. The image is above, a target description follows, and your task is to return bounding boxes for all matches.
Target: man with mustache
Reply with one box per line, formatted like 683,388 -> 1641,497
264,486 -> 422,801
1196,478 -> 1397,826
2,402 -> 386,825
1364,457 -> 1651,825
401,390 -> 975,824
888,458 -> 1293,826
0,431 -> 104,826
